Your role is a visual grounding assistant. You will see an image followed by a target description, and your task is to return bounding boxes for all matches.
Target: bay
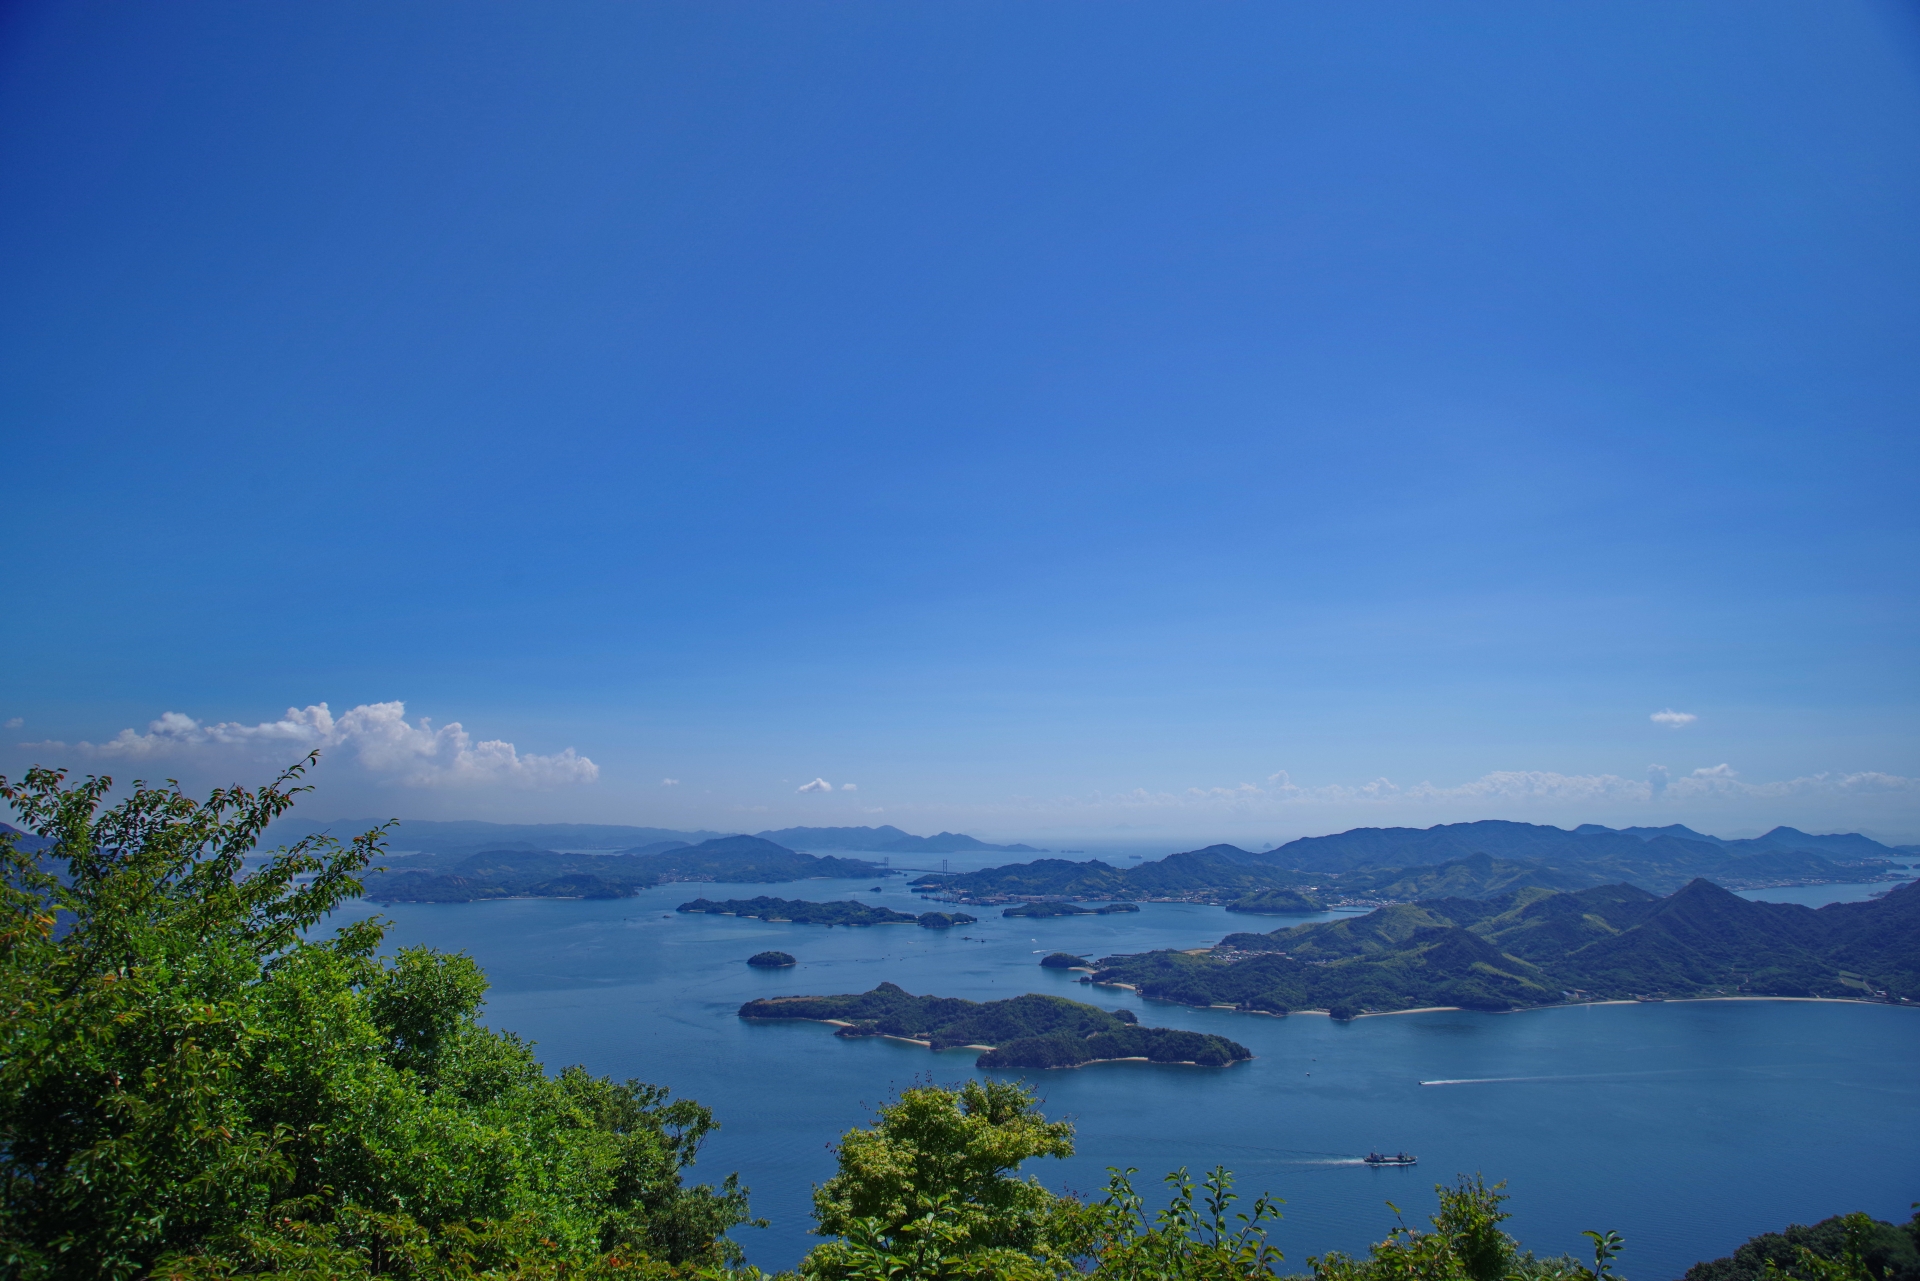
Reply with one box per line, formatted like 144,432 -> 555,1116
335,874 -> 1920,1278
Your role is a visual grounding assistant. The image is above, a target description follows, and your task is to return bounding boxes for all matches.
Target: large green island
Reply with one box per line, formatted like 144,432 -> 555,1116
739,983 -> 1251,1069
1088,878 -> 1920,1018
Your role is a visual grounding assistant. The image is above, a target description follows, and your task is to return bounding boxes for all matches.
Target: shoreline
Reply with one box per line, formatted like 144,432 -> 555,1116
1094,991 -> 1911,1021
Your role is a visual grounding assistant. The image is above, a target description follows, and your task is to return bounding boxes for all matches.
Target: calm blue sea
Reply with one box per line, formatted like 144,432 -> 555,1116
332,874 -> 1920,1278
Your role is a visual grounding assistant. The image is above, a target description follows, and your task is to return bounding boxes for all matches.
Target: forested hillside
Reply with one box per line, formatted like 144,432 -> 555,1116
1092,879 -> 1920,1017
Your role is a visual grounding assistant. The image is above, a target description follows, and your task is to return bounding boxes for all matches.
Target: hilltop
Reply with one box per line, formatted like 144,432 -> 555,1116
1088,878 -> 1920,1017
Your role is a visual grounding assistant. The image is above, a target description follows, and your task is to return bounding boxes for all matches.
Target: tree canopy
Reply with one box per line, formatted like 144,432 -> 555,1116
0,759 -> 752,1280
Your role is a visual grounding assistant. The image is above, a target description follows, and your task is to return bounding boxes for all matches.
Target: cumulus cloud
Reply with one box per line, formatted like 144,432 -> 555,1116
796,778 -> 833,793
1651,709 -> 1698,728
661,778 -> 681,786
841,782 -> 858,791
52,701 -> 597,789
3,718 -> 21,730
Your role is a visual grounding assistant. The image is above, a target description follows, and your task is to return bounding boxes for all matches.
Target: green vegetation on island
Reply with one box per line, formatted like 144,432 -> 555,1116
678,896 -> 920,926
1002,901 -> 1139,918
738,982 -> 1250,1069
1090,879 -> 1920,1016
6,758 -> 1910,1281
915,910 -> 978,928
1040,952 -> 1088,968
748,951 -> 798,967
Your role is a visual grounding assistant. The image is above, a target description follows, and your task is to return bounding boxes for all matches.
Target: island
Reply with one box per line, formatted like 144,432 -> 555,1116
1001,901 -> 1139,918
1087,877 -> 1920,1017
915,911 -> 978,929
677,897 -> 918,926
1039,953 -> 1087,968
747,951 -> 797,967
738,983 -> 1251,1069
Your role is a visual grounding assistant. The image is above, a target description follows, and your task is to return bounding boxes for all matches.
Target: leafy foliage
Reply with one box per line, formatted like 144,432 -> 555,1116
0,759 -> 752,1280
799,1079 -> 1091,1281
1686,1210 -> 1920,1281
1303,1176 -> 1594,1281
1089,1166 -> 1284,1280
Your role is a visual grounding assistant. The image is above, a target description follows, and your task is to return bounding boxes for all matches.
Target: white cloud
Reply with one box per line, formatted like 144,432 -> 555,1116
3,718 -> 20,730
58,701 -> 597,789
1651,709 -> 1698,728
662,778 -> 681,786
796,778 -> 833,793
841,782 -> 858,791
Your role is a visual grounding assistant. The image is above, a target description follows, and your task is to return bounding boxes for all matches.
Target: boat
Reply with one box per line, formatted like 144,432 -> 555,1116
1364,1151 -> 1417,1167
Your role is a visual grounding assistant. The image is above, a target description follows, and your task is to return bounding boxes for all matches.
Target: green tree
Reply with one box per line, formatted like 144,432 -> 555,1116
1305,1176 -> 1599,1281
1089,1164 -> 1284,1280
0,759 -> 752,1280
799,1078 -> 1091,1281
1760,1215 -> 1880,1281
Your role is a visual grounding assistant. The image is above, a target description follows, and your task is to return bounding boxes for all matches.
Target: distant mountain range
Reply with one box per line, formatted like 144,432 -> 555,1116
1089,876 -> 1920,1015
363,835 -> 886,903
267,818 -> 1039,859
916,820 -> 1907,906
750,825 -> 1042,854
270,817 -> 733,855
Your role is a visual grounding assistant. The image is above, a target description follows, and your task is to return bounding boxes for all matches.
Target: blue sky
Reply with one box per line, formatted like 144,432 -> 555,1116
3,1 -> 1918,844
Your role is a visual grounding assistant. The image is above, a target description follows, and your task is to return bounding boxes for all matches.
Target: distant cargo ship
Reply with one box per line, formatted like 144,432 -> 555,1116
1364,1151 -> 1417,1166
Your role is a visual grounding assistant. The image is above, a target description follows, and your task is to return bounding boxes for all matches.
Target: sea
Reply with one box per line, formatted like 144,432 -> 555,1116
330,864 -> 1920,1278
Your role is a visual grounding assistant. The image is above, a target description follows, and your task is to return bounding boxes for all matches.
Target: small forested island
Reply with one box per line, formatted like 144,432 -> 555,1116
678,896 -> 918,926
1088,878 -> 1920,1018
747,950 -> 797,967
739,982 -> 1251,1069
1040,952 -> 1088,968
916,911 -> 978,928
1002,900 -> 1139,917
679,896 -> 975,929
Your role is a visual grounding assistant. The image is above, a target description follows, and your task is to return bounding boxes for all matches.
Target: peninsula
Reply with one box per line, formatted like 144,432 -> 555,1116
739,983 -> 1250,1069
